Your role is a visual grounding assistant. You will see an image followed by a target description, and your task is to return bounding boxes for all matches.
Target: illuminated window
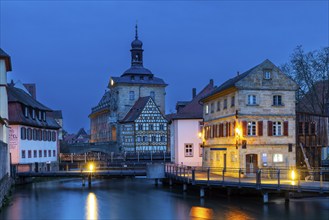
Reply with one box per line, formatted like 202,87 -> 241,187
273,154 -> 283,162
184,144 -> 193,157
273,121 -> 282,136
247,121 -> 256,136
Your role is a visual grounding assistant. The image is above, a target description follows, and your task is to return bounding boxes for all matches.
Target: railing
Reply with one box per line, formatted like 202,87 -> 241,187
165,164 -> 329,193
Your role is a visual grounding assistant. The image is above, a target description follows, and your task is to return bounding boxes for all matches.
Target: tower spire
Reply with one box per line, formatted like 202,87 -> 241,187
135,23 -> 138,40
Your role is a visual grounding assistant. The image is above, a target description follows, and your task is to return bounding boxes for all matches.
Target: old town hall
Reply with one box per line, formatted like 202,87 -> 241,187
89,26 -> 168,152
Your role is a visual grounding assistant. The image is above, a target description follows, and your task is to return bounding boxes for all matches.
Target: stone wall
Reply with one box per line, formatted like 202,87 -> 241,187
0,141 -> 9,180
0,174 -> 14,209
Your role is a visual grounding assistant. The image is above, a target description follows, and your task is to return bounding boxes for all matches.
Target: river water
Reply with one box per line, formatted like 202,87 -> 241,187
0,178 -> 328,220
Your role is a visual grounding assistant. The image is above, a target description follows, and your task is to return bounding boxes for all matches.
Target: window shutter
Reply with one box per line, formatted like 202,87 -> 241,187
258,121 -> 263,136
242,121 -> 247,136
268,121 -> 273,136
284,121 -> 289,136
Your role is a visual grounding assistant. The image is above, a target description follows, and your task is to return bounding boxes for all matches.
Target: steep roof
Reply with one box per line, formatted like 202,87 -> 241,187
121,96 -> 150,123
7,84 -> 60,129
91,90 -> 111,114
168,80 -> 215,120
0,48 -> 12,71
7,84 -> 51,111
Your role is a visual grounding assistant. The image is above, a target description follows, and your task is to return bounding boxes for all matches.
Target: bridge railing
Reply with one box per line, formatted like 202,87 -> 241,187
165,164 -> 329,192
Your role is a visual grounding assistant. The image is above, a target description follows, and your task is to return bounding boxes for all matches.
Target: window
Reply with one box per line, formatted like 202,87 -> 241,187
205,104 -> 209,114
137,124 -> 143,131
43,130 -> 47,141
53,150 -> 56,157
247,121 -> 256,136
231,96 -> 235,107
217,101 -> 220,111
151,136 -> 156,142
28,150 -> 32,158
33,129 -> 37,140
136,136 -> 141,142
264,71 -> 271,79
210,103 -> 214,113
129,91 -> 135,101
42,112 -> 46,121
32,109 -> 36,119
21,127 -> 26,140
304,122 -> 309,134
24,107 -> 29,118
273,121 -> 282,136
273,95 -> 282,106
150,91 -> 155,99
27,128 -> 32,140
273,154 -> 283,162
22,150 -> 26,159
159,124 -> 164,131
223,99 -> 227,109
44,150 -> 47,157
39,150 -> 42,158
33,150 -> 37,158
160,136 -> 166,142
149,124 -> 154,130
184,144 -> 193,157
247,95 -> 257,105
52,131 -> 56,142
48,131 -> 51,141
38,111 -> 42,120
48,150 -> 51,157
142,136 -> 148,142
310,122 -> 316,135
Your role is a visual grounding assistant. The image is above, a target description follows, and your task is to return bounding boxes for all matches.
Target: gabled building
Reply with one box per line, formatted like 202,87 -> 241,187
7,82 -> 61,172
201,60 -> 298,176
167,80 -> 215,166
63,128 -> 90,144
120,97 -> 168,152
89,26 -> 167,152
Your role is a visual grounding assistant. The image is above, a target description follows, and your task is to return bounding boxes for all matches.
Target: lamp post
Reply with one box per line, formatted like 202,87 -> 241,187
88,162 -> 94,188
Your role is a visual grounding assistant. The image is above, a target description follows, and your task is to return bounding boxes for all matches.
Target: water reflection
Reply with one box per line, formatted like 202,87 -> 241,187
86,192 -> 98,220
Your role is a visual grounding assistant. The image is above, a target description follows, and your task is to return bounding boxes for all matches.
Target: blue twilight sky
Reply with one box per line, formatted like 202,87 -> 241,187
0,1 -> 328,133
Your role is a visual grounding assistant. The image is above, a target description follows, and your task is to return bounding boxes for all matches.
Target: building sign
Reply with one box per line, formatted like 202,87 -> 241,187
9,126 -> 18,149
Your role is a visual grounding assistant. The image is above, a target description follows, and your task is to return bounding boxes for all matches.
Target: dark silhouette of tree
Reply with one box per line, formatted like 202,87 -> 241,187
281,46 -> 329,115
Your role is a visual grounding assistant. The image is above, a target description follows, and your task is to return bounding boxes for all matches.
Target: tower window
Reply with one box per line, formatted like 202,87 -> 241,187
129,91 -> 135,101
264,70 -> 271,79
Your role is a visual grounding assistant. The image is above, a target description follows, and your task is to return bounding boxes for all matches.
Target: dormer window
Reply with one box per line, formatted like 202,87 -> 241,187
32,109 -> 36,119
38,111 -> 42,120
42,112 -> 46,121
140,76 -> 144,80
131,76 -> 135,80
24,106 -> 29,118
264,70 -> 271,79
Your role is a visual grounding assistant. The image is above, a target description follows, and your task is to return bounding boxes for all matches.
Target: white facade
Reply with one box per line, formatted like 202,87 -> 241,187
0,59 -> 8,144
171,119 -> 203,166
9,125 -> 58,171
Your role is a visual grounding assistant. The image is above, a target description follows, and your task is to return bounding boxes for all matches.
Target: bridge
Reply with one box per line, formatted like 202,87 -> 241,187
165,164 -> 329,203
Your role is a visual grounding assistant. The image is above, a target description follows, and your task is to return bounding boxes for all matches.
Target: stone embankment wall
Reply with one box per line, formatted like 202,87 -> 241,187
0,174 -> 14,209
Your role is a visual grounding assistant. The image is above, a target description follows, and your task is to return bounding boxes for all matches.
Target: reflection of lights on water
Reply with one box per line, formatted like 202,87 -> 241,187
190,206 -> 213,219
86,192 -> 98,220
225,209 -> 252,220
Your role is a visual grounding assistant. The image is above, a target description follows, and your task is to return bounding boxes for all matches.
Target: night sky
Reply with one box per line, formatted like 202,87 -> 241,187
0,1 -> 328,133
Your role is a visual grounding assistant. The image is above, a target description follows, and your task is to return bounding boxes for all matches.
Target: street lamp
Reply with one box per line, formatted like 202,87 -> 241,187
235,127 -> 242,149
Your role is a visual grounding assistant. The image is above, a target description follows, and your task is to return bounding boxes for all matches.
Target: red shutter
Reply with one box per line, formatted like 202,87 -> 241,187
258,121 -> 263,136
284,121 -> 289,136
268,121 -> 273,136
242,121 -> 247,136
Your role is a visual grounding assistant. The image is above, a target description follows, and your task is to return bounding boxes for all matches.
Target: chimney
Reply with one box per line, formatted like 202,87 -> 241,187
210,79 -> 214,86
237,71 -> 240,76
192,88 -> 196,99
23,83 -> 36,99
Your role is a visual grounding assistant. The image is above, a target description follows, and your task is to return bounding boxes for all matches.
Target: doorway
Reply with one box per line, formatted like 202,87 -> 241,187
246,154 -> 258,174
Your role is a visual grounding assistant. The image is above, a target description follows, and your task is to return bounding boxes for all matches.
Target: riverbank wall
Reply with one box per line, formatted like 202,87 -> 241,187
0,174 -> 14,209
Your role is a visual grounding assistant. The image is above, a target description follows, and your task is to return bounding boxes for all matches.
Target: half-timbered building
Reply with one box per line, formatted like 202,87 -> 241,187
120,97 -> 168,152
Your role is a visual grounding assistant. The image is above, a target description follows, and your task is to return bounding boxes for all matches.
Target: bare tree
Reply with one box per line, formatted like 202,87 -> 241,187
281,46 -> 329,115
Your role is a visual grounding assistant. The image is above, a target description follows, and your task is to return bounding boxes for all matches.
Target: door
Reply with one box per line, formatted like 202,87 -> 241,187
246,154 -> 258,174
